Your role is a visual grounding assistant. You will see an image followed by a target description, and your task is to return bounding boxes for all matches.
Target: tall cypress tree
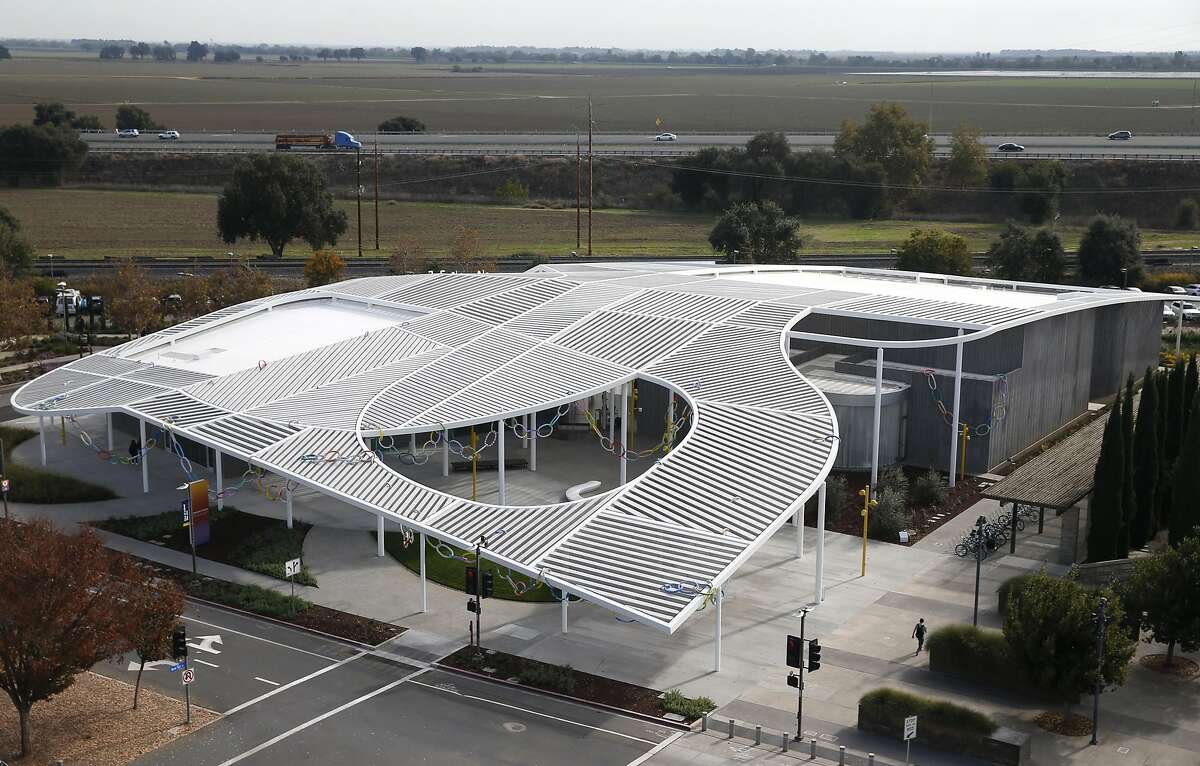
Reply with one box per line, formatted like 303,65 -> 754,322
1186,355 -> 1199,434
1118,377 -> 1136,557
1132,368 -> 1159,549
1158,368 -> 1169,444
1089,400 -> 1125,562
1171,397 -> 1200,547
1167,358 -> 1187,464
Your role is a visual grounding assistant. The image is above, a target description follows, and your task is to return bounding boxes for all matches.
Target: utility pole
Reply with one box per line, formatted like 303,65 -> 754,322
973,515 -> 987,626
374,134 -> 380,250
575,128 -> 582,251
587,96 -> 593,257
355,147 -> 363,258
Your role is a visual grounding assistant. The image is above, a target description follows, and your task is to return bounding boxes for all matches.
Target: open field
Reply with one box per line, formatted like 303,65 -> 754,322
1,54 -> 1198,133
2,188 -> 1197,261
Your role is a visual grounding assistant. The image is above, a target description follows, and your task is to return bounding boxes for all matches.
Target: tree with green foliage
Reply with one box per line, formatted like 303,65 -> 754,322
946,123 -> 988,187
34,102 -> 102,131
99,44 -> 125,60
303,249 -> 345,287
186,41 -> 209,61
217,154 -> 348,258
708,201 -> 801,264
1077,214 -> 1142,286
1121,533 -> 1200,667
1003,571 -> 1135,712
377,115 -> 426,133
1166,358 -> 1187,465
985,223 -> 1066,283
0,206 -> 33,275
1088,400 -> 1125,561
745,131 -> 791,163
0,46 -> 11,60
128,42 -> 151,60
1185,355 -> 1198,434
895,228 -> 971,276
1119,378 -> 1136,556
115,104 -> 160,131
1177,198 -> 1200,230
1132,368 -> 1160,549
0,124 -> 88,186
1171,398 -> 1200,546
1016,161 -> 1066,225
152,43 -> 175,62
410,46 -> 429,63
834,102 -> 934,194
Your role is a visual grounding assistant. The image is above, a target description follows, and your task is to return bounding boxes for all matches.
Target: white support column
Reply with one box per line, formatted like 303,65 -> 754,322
410,433 -> 417,454
215,450 -> 224,510
870,347 -> 883,492
376,515 -> 385,557
106,412 -> 113,452
38,416 -> 46,466
419,532 -> 428,613
139,418 -> 148,493
948,330 -> 965,488
619,383 -> 629,485
285,488 -> 294,529
497,419 -> 506,504
1177,306 -> 1184,357
713,587 -> 723,672
608,389 -> 616,443
794,508 -> 804,559
442,429 -> 449,477
561,592 -> 569,634
815,482 -> 826,603
522,414 -> 530,449
530,412 -> 538,472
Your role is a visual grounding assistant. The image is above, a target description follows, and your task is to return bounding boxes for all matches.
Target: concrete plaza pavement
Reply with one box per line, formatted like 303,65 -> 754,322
7,409 -> 1200,765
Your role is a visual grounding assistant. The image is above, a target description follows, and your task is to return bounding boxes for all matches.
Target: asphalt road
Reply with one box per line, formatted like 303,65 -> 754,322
98,601 -> 674,766
83,131 -> 1200,158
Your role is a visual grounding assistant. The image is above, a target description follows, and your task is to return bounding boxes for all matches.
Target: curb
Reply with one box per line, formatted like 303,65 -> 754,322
182,593 -> 399,652
432,661 -> 694,732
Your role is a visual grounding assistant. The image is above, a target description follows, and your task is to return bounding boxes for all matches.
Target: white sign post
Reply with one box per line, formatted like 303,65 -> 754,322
904,715 -> 917,764
181,667 -> 195,725
284,558 -> 301,614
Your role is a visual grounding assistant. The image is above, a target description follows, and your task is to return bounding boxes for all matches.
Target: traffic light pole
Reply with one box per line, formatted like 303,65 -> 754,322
795,608 -> 807,740
474,535 -> 485,650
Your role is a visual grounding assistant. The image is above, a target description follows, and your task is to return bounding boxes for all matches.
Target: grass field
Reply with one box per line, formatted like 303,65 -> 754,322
0,53 -> 1197,133
2,188 -> 1197,260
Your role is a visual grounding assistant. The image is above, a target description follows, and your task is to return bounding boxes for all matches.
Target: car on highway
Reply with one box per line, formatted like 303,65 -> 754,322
1107,130 -> 1133,141
158,130 -> 180,140
1187,284 -> 1200,296
997,143 -> 1025,152
654,133 -> 678,142
1165,285 -> 1187,295
1170,301 -> 1200,322
115,128 -> 139,138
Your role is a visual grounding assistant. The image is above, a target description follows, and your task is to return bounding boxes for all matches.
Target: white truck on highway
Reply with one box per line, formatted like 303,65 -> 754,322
274,131 -> 362,151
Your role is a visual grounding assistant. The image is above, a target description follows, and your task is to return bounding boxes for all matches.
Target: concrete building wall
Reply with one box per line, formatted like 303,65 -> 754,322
1089,301 -> 1162,399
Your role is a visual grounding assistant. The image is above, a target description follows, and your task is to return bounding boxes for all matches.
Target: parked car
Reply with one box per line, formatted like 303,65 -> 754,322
1123,287 -> 1142,292
158,130 -> 180,140
116,128 -> 139,138
1165,285 -> 1187,294
1170,301 -> 1200,322
1186,284 -> 1200,296
1165,304 -> 1177,322
997,143 -> 1025,152
1107,130 -> 1133,140
654,132 -> 678,142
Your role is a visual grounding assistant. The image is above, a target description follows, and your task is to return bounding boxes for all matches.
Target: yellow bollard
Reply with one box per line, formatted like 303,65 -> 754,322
859,485 -> 878,577
959,423 -> 971,481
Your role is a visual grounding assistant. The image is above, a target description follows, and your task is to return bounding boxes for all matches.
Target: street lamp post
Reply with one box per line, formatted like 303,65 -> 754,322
1091,596 -> 1111,745
973,515 -> 988,626
46,253 -> 54,278
1121,267 -> 1129,289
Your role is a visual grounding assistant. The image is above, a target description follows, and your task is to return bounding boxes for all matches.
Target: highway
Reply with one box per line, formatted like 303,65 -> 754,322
83,131 -> 1200,159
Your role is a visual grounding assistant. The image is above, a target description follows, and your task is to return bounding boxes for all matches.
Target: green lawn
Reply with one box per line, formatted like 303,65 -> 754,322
0,425 -> 117,504
96,505 -> 317,586
379,531 -> 561,602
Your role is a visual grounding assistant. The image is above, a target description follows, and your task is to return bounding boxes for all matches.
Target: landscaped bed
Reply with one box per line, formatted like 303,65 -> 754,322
96,505 -> 317,585
140,557 -> 403,646
440,645 -> 714,722
379,530 -> 562,602
0,425 -> 117,504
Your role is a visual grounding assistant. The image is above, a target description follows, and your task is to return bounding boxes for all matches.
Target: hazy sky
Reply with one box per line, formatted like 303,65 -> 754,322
5,0 -> 1199,52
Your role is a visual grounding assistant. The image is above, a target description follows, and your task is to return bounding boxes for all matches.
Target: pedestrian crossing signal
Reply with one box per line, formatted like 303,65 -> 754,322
786,634 -> 802,668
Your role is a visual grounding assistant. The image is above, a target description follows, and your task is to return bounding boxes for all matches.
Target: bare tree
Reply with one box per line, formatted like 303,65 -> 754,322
389,234 -> 426,275
103,259 -> 160,338
449,225 -> 482,273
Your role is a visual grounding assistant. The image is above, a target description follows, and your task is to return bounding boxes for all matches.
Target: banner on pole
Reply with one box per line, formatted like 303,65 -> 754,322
189,480 -> 210,545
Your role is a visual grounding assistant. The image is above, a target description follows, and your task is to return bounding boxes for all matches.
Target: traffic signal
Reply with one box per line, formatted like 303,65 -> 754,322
172,624 -> 187,661
807,639 -> 822,672
465,566 -> 478,595
786,672 -> 799,688
786,634 -> 802,668
481,572 -> 494,598
467,599 -> 478,613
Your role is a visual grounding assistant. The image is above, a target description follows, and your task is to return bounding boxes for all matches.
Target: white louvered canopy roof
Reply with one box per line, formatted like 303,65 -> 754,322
14,262 -> 1163,632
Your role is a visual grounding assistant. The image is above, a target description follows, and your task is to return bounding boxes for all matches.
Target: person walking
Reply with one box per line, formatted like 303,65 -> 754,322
128,438 -> 140,464
912,618 -> 927,656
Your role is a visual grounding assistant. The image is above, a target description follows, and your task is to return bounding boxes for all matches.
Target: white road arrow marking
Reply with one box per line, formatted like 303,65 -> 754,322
126,659 -> 179,672
187,634 -> 223,655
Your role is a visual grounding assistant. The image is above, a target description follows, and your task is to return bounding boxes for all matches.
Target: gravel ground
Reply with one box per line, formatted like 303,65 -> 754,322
0,671 -> 218,765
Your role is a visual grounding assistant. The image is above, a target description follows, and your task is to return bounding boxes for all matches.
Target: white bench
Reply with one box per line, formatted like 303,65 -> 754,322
564,480 -> 601,501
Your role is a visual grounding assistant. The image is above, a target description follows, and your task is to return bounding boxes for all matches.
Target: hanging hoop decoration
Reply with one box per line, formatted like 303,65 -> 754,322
257,359 -> 268,371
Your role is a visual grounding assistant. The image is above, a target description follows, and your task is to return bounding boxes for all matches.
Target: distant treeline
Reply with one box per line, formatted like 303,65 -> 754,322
1,39 -> 1196,70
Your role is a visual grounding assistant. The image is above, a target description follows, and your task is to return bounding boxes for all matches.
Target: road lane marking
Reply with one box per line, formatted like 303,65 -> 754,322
254,676 -> 281,686
194,659 -> 220,668
216,667 -> 429,766
409,679 -> 658,745
221,650 -> 368,716
181,615 -> 342,662
626,731 -> 683,765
